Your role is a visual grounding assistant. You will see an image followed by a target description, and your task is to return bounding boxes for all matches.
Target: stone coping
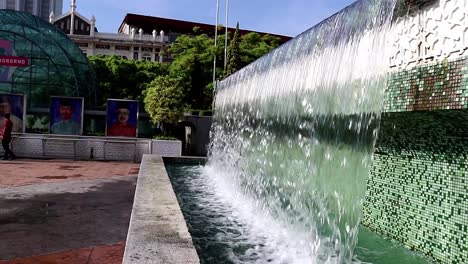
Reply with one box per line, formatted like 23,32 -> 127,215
163,156 -> 207,165
123,155 -> 200,264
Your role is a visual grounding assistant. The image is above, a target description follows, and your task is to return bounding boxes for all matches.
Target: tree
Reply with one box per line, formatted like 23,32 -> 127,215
88,28 -> 282,112
240,32 -> 281,67
168,32 -> 219,110
144,76 -> 184,135
226,22 -> 242,76
88,55 -> 168,108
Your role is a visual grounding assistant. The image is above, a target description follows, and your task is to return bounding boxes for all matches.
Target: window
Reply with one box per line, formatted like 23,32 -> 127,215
96,44 -> 110,49
116,46 -> 130,51
77,42 -> 88,47
6,0 -> 15,9
142,47 -> 152,52
133,52 -> 138,60
142,53 -> 152,61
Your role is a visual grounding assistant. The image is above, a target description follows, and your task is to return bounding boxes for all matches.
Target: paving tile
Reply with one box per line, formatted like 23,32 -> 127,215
0,160 -> 140,187
88,242 -> 125,264
0,247 -> 92,264
0,243 -> 125,264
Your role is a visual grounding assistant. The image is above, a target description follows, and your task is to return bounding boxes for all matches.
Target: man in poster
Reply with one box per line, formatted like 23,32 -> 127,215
50,98 -> 81,135
107,101 -> 137,137
0,95 -> 23,133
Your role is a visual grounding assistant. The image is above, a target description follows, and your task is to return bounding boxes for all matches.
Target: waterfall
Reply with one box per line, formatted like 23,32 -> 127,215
207,0 -> 397,262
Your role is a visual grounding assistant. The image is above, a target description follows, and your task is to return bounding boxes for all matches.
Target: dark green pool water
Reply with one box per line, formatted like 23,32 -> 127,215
166,164 -> 433,264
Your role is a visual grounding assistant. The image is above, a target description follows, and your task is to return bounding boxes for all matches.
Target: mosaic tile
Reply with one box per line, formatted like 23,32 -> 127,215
363,110 -> 468,264
384,57 -> 468,112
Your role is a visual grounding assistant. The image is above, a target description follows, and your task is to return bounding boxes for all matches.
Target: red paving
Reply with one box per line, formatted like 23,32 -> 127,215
0,159 -> 140,187
0,159 -> 138,263
0,242 -> 125,264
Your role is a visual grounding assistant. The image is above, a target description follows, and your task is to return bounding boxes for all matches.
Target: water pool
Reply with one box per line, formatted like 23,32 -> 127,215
165,164 -> 433,264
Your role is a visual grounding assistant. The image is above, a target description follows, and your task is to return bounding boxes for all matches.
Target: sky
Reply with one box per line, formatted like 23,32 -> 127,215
71,0 -> 356,37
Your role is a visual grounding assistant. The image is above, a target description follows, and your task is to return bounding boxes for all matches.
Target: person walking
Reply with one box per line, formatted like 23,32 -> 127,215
0,113 -> 16,160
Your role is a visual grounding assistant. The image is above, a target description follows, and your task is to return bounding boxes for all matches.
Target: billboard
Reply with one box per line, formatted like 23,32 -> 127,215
49,96 -> 84,135
106,99 -> 138,137
0,40 -> 14,82
0,93 -> 25,133
0,39 -> 29,82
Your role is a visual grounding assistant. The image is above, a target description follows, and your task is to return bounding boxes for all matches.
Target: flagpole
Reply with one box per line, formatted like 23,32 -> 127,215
224,0 -> 229,71
213,0 -> 220,90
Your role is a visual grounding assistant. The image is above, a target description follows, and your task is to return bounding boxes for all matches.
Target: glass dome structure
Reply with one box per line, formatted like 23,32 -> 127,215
0,10 -> 96,108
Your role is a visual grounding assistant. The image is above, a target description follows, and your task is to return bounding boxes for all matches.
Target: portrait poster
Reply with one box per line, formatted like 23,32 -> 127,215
106,99 -> 138,137
49,96 -> 84,135
0,40 -> 14,82
0,93 -> 25,133
0,39 -> 29,83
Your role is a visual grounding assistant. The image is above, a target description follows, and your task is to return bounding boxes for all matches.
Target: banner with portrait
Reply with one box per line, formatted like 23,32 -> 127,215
106,99 -> 138,137
0,40 -> 14,82
0,93 -> 25,133
0,39 -> 29,83
49,96 -> 84,135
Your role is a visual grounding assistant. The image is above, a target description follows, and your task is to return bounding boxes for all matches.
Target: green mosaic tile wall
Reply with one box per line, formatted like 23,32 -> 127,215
384,57 -> 468,112
363,57 -> 468,264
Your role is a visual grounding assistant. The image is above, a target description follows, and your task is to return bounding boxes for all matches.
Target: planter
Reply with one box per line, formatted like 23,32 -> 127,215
2,134 -> 151,162
151,139 -> 182,157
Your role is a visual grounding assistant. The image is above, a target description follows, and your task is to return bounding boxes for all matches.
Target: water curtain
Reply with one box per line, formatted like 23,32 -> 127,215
208,0 -> 397,262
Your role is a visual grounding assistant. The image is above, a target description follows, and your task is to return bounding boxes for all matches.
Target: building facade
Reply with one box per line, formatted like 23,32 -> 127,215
0,0 -> 62,21
51,0 -> 168,63
119,13 -> 292,44
50,1 -> 291,63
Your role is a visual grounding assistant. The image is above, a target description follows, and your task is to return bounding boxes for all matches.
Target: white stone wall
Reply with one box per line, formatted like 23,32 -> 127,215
0,135 -> 183,161
151,140 -> 182,157
0,134 -> 156,162
390,0 -> 468,68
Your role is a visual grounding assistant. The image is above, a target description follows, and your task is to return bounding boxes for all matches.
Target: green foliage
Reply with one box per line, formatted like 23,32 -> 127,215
153,135 -> 178,140
239,32 -> 281,66
168,32 -> 218,110
88,55 -> 168,108
144,76 -> 184,129
88,28 -> 281,116
226,22 -> 242,76
166,26 -> 280,109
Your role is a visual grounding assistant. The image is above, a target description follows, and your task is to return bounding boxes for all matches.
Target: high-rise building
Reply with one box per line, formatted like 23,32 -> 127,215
0,0 -> 63,21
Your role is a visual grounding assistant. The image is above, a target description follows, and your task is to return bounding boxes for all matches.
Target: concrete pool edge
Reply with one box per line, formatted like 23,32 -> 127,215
122,155 -> 200,264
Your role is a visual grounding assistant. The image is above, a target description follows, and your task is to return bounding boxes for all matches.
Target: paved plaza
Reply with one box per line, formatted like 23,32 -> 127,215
0,159 -> 140,264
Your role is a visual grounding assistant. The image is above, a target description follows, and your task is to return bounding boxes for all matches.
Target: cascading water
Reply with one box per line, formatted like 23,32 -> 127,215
207,0 -> 398,263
